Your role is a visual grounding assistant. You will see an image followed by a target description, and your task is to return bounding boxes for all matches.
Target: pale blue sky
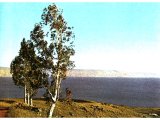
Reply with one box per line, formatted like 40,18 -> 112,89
1,2 -> 160,73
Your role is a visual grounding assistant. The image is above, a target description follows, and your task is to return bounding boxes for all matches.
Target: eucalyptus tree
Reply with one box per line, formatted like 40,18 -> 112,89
30,4 -> 75,117
11,3 -> 75,116
10,38 -> 44,106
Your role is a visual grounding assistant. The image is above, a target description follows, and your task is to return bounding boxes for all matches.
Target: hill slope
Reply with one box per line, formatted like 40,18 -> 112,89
1,98 -> 159,118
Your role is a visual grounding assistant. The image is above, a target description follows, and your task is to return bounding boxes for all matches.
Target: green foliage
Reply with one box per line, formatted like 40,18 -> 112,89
10,3 -> 75,107
11,39 -> 30,87
10,38 -> 46,104
30,3 -> 75,101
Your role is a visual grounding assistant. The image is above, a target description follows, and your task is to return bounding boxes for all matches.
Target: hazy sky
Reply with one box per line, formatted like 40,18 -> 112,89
1,2 -> 160,73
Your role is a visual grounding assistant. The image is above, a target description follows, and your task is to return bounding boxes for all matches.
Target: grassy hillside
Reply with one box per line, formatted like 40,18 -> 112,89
0,98 -> 160,118
0,67 -> 11,77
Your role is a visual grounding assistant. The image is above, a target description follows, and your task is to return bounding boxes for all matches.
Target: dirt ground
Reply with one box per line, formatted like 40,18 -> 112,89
0,107 -> 9,117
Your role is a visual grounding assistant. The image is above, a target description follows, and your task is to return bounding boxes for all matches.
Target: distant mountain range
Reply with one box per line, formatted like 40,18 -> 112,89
0,67 -> 159,78
0,67 -> 11,77
67,69 -> 160,78
67,69 -> 128,77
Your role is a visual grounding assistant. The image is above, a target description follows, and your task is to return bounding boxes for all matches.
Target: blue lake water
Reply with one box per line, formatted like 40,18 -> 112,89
0,77 -> 160,107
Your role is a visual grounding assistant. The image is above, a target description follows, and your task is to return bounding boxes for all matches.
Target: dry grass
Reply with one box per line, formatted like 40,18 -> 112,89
0,98 -> 160,118
0,98 -> 49,118
53,100 -> 145,118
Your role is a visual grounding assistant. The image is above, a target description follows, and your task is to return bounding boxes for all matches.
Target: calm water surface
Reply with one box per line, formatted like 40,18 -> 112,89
0,77 -> 160,107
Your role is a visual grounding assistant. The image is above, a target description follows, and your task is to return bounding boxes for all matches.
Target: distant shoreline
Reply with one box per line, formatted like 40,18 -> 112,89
1,67 -> 160,78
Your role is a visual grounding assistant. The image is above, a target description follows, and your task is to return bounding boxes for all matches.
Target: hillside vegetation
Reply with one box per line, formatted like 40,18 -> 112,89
0,98 -> 160,118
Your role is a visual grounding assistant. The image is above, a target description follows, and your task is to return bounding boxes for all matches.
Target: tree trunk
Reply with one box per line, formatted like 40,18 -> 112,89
29,89 -> 33,106
48,87 -> 58,118
48,103 -> 56,118
30,98 -> 33,106
24,85 -> 27,104
57,78 -> 62,100
27,92 -> 30,105
48,72 -> 60,117
57,88 -> 60,100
